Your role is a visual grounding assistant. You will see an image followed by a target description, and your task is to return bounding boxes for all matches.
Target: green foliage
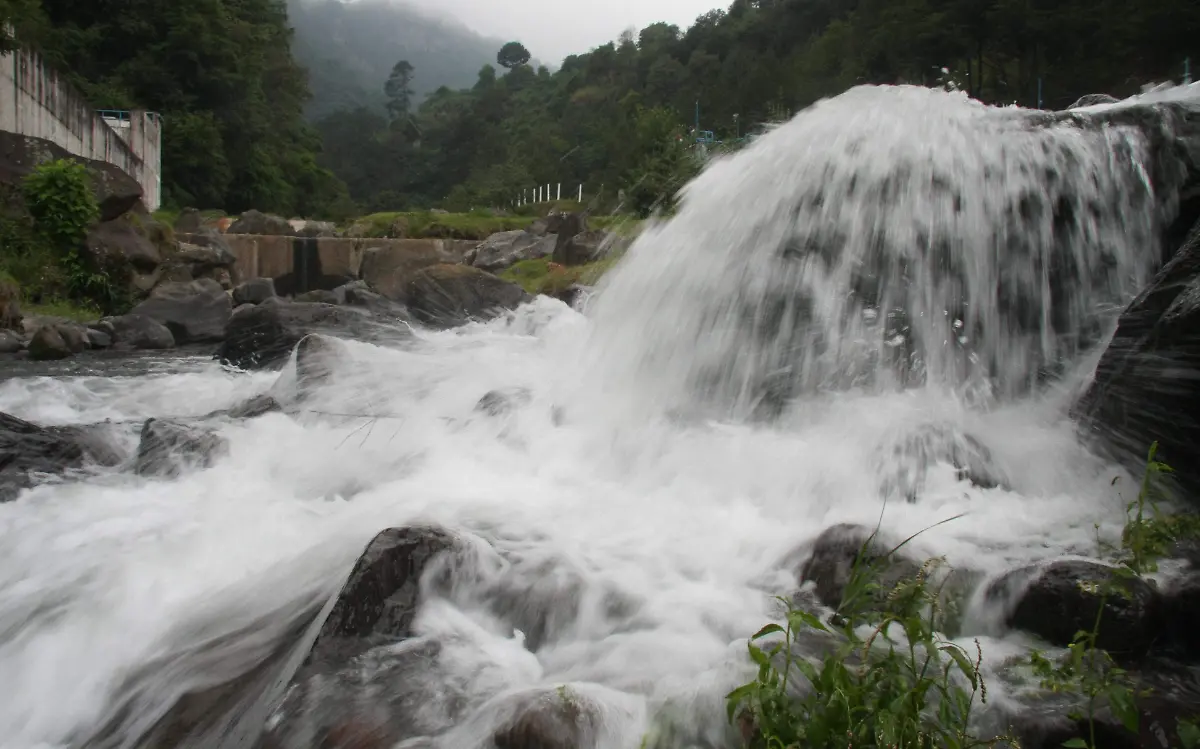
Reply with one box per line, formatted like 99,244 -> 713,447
1113,442 -> 1200,575
19,159 -> 129,314
497,41 -> 531,70
727,520 -> 1006,749
309,0 -> 1197,215
1028,446 -> 1200,749
23,299 -> 102,322
385,60 -> 415,121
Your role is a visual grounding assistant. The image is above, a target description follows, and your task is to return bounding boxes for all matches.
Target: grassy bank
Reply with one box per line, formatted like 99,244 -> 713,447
500,256 -> 621,296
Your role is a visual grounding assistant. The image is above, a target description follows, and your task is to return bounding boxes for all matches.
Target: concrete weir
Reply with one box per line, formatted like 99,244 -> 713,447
182,234 -> 479,299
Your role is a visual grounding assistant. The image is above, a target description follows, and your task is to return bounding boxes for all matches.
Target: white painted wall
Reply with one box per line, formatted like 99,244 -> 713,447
0,45 -> 162,210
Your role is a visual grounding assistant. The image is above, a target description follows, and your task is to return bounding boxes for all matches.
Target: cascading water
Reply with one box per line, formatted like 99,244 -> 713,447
1,84 -> 1198,749
583,85 -> 1167,419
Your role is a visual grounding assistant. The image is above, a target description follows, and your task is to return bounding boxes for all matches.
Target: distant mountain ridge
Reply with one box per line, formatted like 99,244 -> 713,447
286,0 -> 507,121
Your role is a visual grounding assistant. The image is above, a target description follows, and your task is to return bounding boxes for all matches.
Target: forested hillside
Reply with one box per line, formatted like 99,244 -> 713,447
2,0 -> 1196,219
316,0 -> 1199,215
286,0 -> 505,122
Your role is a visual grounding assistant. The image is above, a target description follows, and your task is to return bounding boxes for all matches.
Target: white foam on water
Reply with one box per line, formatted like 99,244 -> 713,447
3,83 -> 1198,748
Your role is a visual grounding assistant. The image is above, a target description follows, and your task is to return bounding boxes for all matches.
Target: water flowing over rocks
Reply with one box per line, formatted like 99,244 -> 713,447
6,85 -> 1200,749
0,411 -> 85,501
135,419 -> 229,478
216,298 -> 375,370
986,560 -> 1163,657
405,264 -> 530,327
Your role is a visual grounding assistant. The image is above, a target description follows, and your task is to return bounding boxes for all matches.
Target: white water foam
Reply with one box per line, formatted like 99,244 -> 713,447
2,83 -> 1197,748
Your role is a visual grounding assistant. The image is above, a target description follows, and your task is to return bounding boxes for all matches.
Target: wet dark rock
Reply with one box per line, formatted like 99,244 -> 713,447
492,686 -> 603,749
56,323 -> 89,353
85,217 -> 162,272
875,422 -> 1004,502
229,209 -> 295,236
793,523 -> 921,614
0,411 -> 85,501
216,299 -> 368,371
1161,571 -> 1200,659
225,394 -> 283,419
232,278 -> 276,306
294,333 -> 344,398
176,241 -> 235,272
405,264 -> 530,328
306,525 -> 465,667
135,419 -> 228,478
1074,223 -> 1200,507
294,289 -> 339,305
106,313 -> 176,350
475,387 -> 533,417
547,211 -> 588,241
133,278 -> 232,344
987,560 -> 1163,657
49,423 -> 127,467
556,283 -> 593,308
28,325 -> 72,361
0,330 -> 20,354
86,328 -> 112,349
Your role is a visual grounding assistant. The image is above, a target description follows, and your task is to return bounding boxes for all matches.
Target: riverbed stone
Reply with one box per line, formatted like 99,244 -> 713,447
134,418 -> 228,478
0,411 -> 86,501
132,278 -> 232,344
232,278 -> 276,306
0,330 -> 22,353
27,325 -> 72,360
216,298 -> 368,370
405,264 -> 530,327
106,313 -> 176,350
987,560 -> 1163,657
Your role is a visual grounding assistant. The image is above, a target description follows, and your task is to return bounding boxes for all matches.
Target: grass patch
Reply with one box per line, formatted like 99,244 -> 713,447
351,211 -> 531,240
500,255 -> 621,296
24,299 -> 102,322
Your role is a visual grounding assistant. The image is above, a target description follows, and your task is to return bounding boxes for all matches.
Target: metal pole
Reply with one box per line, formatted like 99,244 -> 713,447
1037,77 -> 1043,109
578,184 -> 582,202
557,183 -> 561,201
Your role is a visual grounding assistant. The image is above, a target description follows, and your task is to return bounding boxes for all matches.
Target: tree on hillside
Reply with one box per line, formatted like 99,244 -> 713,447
497,41 -> 531,69
385,59 -> 415,120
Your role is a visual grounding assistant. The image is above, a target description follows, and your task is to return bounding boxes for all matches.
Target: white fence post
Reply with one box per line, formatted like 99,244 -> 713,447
557,183 -> 561,201
578,184 -> 583,202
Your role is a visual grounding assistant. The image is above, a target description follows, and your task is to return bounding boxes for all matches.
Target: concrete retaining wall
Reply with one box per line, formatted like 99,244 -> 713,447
182,233 -> 478,298
0,45 -> 162,209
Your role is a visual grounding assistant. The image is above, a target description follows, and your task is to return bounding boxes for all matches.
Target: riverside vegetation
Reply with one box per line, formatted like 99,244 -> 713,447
728,445 -> 1200,749
0,159 -> 120,320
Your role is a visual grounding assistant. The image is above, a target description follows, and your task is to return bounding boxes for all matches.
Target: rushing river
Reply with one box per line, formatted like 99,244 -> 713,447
2,84 -> 1198,749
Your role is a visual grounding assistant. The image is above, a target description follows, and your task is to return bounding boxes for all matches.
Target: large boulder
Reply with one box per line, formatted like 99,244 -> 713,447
986,560 -> 1163,657
491,687 -> 606,749
232,278 -> 276,306
132,278 -> 232,344
1068,93 -> 1120,110
85,161 -> 144,222
84,218 -> 162,273
0,411 -> 85,501
794,523 -> 921,614
257,526 -> 478,748
405,264 -> 530,327
135,419 -> 228,478
216,298 -> 367,370
228,209 -> 295,236
0,330 -> 21,354
105,313 -> 176,350
357,241 -> 472,301
469,230 -> 556,273
27,325 -> 73,360
1074,223 -> 1200,504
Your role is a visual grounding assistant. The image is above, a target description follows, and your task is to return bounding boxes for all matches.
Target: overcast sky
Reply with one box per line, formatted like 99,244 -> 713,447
403,0 -> 722,64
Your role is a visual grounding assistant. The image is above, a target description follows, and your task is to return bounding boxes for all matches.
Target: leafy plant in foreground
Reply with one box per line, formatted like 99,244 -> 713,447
727,520 -> 1005,749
